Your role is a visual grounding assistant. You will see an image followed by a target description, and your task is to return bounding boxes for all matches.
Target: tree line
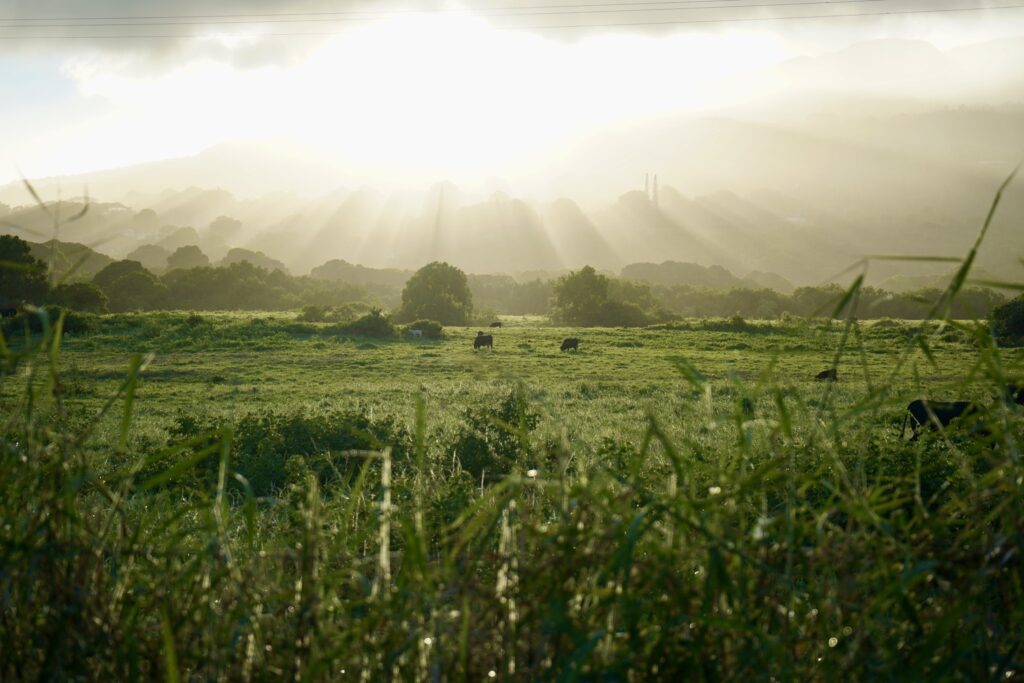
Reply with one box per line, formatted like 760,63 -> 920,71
0,235 -> 368,314
1,235 -> 1017,329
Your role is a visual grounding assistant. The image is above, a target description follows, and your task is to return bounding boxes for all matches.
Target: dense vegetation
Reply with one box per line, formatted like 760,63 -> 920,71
2,234 -> 1010,329
2,301 -> 1023,679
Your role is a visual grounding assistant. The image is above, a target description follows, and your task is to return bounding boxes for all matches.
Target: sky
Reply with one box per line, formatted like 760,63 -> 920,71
3,0 -> 1024,192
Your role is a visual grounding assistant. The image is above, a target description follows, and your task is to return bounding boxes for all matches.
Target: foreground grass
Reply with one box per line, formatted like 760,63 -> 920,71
1,307 -> 1023,680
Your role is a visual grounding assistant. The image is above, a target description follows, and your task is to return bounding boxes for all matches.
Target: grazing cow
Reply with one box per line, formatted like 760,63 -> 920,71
815,368 -> 838,382
560,337 -> 579,352
474,332 -> 493,350
489,321 -> 503,328
903,386 -> 1024,441
903,399 -> 980,441
408,329 -> 423,338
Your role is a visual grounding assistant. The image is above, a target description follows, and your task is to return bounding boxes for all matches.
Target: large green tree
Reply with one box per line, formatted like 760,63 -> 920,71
0,235 -> 48,306
93,260 -> 166,312
550,265 -> 653,326
398,262 -> 473,325
50,282 -> 108,313
550,265 -> 609,325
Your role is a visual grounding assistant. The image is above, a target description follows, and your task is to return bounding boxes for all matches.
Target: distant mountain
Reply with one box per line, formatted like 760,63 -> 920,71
620,260 -> 794,293
0,142 -> 350,205
744,271 -> 795,294
309,259 -> 411,288
2,103 -> 1022,283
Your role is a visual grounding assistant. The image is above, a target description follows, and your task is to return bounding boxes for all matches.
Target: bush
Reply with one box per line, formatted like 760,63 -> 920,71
49,282 -> 108,313
297,304 -> 328,323
344,309 -> 396,338
170,408 -> 409,497
404,319 -> 443,339
992,295 -> 1024,343
592,300 -> 651,327
2,305 -> 94,337
452,387 -> 541,484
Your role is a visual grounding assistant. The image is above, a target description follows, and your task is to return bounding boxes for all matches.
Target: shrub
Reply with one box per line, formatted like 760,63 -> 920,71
591,300 -> 650,327
344,309 -> 395,338
992,295 -> 1024,343
328,302 -> 374,322
452,386 -> 541,484
297,304 -> 328,323
170,408 -> 410,497
49,282 -> 108,313
2,305 -> 94,337
404,319 -> 443,339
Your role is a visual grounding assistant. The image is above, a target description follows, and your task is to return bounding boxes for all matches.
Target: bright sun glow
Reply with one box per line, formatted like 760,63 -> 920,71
55,15 -> 788,182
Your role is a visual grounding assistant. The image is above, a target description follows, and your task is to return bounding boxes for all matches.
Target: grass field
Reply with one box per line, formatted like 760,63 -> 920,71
3,310 -> 1024,680
19,312 -> 1019,450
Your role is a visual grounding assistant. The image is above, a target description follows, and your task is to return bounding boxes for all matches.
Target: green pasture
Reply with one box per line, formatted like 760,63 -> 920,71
8,311 -> 1020,456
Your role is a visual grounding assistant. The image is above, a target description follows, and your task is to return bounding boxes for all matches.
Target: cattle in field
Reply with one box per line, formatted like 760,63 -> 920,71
408,329 -> 423,338
902,399 -> 981,440
815,368 -> 837,382
902,385 -> 1024,441
489,321 -> 502,328
560,337 -> 579,352
474,332 -> 493,350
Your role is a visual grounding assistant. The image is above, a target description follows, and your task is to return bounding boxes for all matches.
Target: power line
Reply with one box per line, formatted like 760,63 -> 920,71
0,2 -> 1021,37
539,3 -> 1024,26
0,0 -> 839,22
0,0 -> 888,29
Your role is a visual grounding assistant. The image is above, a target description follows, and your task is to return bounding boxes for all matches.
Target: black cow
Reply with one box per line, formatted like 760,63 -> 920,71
489,321 -> 502,328
815,368 -> 838,382
902,385 -> 1024,441
474,332 -> 493,350
903,399 -> 981,441
560,337 -> 579,352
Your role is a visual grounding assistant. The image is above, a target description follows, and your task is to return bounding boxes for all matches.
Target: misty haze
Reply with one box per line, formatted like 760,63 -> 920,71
2,1 -> 1024,680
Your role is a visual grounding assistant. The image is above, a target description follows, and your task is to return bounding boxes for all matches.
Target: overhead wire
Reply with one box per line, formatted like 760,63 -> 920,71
0,1 -> 1021,37
0,0 -> 891,22
0,0 -> 891,28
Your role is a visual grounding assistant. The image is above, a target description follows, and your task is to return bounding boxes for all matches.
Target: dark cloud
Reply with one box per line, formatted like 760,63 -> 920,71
4,0 -> 1024,69
0,0 -> 377,64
